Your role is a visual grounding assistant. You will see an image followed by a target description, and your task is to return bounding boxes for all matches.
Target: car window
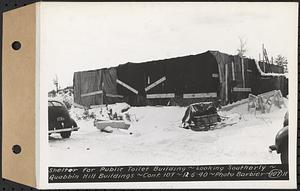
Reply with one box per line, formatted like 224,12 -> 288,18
52,101 -> 64,107
48,102 -> 53,106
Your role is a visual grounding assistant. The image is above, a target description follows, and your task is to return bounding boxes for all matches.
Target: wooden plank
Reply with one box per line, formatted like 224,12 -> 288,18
183,93 -> 217,98
233,87 -> 251,92
116,79 -> 138,94
231,61 -> 235,80
106,93 -> 124,98
81,90 -> 103,97
241,58 -> 245,88
90,104 -> 105,109
146,93 -> 175,99
145,76 -> 166,92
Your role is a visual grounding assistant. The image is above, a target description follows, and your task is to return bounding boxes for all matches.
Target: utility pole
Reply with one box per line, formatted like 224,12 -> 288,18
53,75 -> 59,93
262,44 -> 265,72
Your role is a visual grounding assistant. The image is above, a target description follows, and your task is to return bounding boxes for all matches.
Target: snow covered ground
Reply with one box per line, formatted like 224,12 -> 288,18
48,100 -> 287,166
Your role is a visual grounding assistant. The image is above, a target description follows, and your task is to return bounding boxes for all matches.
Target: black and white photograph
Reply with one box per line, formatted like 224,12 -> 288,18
39,2 -> 297,189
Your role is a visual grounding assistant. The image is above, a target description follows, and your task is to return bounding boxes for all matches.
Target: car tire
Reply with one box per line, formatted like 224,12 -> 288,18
61,131 -> 71,139
280,149 -> 288,164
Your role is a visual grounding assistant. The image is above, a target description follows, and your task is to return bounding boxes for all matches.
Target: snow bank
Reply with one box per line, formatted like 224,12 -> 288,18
219,98 -> 249,112
49,98 -> 288,166
69,107 -> 86,120
69,102 -> 131,121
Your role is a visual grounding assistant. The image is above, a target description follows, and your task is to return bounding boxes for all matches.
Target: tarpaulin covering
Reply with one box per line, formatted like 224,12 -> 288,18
255,76 -> 288,97
73,50 -> 286,107
182,53 -> 219,93
102,68 -> 117,95
209,51 -> 232,104
73,69 -> 103,107
142,61 -> 166,94
210,51 -> 253,103
73,68 -> 125,106
182,102 -> 219,124
73,72 -> 81,105
208,51 -> 283,104
231,56 -> 259,101
164,58 -> 185,94
116,51 -> 220,103
102,67 -> 124,104
245,60 -> 288,97
117,62 -> 145,96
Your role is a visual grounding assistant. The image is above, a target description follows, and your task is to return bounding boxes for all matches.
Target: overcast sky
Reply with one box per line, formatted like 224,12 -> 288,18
40,2 -> 298,91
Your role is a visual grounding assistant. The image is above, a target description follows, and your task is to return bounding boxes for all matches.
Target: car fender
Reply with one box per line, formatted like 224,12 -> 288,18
275,126 -> 288,153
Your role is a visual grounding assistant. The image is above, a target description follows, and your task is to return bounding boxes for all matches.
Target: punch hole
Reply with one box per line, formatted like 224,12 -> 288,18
12,145 -> 21,154
11,41 -> 21,50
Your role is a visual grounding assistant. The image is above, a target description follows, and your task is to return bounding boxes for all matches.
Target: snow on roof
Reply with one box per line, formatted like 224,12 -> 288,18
254,60 -> 288,78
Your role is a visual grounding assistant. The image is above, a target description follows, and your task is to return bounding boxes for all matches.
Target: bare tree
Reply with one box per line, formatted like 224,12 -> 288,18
237,36 -> 247,58
275,55 -> 288,73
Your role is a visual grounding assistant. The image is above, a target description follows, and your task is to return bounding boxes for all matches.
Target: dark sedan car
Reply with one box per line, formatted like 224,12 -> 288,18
48,100 -> 79,138
269,112 -> 288,164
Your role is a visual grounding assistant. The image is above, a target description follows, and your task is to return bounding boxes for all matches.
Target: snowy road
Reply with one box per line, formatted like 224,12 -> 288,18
49,102 -> 287,166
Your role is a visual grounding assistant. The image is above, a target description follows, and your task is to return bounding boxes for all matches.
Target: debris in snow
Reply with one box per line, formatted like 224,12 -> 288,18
101,126 -> 114,133
95,120 -> 130,131
69,102 -> 132,123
